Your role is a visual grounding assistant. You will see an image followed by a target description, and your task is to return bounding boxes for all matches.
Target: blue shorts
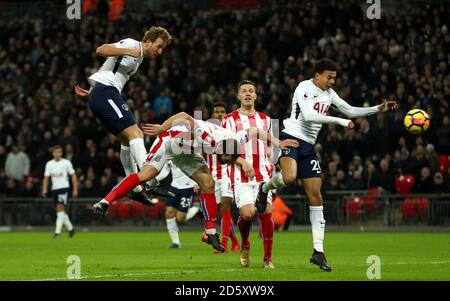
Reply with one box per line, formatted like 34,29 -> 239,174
278,132 -> 322,179
165,187 -> 195,213
88,83 -> 136,135
51,188 -> 70,206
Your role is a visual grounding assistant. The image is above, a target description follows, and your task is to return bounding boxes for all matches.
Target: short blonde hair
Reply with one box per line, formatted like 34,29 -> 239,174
142,26 -> 172,45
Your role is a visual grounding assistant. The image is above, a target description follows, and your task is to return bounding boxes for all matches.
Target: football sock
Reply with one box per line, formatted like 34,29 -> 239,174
104,173 -> 141,204
221,210 -> 233,247
230,222 -> 239,246
185,206 -> 199,221
129,138 -> 147,169
310,206 -> 325,253
200,192 -> 218,235
166,217 -> 180,245
120,145 -> 142,193
55,211 -> 65,234
262,173 -> 286,193
63,212 -> 74,231
237,217 -> 252,249
258,213 -> 274,261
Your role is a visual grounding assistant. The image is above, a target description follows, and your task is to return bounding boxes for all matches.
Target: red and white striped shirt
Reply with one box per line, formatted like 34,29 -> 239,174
207,153 -> 229,181
223,110 -> 273,184
149,120 -> 247,157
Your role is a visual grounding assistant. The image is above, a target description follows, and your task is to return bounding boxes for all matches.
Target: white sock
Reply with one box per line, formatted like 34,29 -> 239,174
310,206 -> 325,253
166,217 -> 180,245
63,212 -> 74,231
185,207 -> 199,221
205,228 -> 217,235
120,145 -> 142,193
262,173 -> 286,193
55,211 -> 65,234
129,138 -> 147,169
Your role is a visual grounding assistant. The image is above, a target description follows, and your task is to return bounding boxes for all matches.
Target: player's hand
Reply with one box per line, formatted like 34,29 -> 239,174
41,191 -> 47,197
279,139 -> 299,150
347,121 -> 355,129
127,48 -> 142,57
241,160 -> 255,178
74,85 -> 90,97
142,124 -> 164,136
193,184 -> 200,194
378,99 -> 398,112
72,190 -> 78,199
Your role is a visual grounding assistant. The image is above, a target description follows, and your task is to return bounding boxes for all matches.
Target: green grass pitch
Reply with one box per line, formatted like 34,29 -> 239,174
0,231 -> 449,281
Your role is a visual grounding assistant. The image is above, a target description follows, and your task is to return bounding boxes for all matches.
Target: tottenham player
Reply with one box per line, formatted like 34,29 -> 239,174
156,161 -> 200,248
206,102 -> 239,253
74,26 -> 172,205
223,80 -> 275,269
257,59 -> 398,271
92,112 -> 298,252
42,145 -> 78,238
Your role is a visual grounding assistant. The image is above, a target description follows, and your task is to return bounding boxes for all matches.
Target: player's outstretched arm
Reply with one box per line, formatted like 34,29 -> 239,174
74,85 -> 91,97
377,99 -> 399,112
96,43 -> 141,58
143,112 -> 195,136
245,128 -> 299,150
331,90 -> 398,118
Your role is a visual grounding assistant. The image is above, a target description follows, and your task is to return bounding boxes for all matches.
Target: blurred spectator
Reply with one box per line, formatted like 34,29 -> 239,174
436,116 -> 450,154
413,167 -> 433,193
378,159 -> 395,193
5,145 -> 30,182
432,172 -> 445,194
272,193 -> 293,231
0,1 -> 448,197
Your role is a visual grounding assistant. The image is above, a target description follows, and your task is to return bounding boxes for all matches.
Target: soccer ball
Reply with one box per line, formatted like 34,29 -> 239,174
403,109 -> 431,134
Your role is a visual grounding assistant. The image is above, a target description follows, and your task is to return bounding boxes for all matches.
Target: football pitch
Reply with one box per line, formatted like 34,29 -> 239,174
1,231 -> 449,281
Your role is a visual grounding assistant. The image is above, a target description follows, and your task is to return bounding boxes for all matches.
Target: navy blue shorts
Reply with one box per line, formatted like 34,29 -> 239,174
165,187 -> 195,213
88,83 -> 136,135
278,132 -> 322,179
51,188 -> 70,206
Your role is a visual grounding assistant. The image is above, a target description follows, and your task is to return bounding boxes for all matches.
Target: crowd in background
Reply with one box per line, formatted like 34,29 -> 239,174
0,0 -> 449,199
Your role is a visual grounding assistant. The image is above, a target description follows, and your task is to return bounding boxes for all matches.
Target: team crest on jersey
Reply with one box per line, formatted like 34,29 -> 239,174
122,104 -> 129,111
154,155 -> 161,162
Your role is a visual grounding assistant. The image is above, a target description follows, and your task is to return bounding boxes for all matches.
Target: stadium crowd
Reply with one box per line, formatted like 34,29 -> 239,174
0,0 -> 449,199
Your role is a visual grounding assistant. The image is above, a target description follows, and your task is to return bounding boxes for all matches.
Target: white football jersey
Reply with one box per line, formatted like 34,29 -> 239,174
44,159 -> 75,190
88,38 -> 144,93
156,161 -> 196,190
283,79 -> 379,144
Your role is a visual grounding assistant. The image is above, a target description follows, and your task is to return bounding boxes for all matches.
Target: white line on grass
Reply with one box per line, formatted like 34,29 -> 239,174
13,261 -> 450,281
21,268 -> 245,281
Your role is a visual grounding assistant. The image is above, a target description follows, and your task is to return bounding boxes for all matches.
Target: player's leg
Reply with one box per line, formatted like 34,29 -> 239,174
185,159 -> 224,252
60,190 -> 75,237
93,165 -> 160,217
257,191 -> 275,269
220,196 -> 237,252
300,160 -> 331,271
235,183 -> 257,267
257,136 -> 299,213
116,125 -> 146,169
54,199 -> 65,238
165,197 -> 181,248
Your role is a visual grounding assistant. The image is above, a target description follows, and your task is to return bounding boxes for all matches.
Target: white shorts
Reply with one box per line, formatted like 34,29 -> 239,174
214,178 -> 233,204
144,135 -> 207,177
233,182 -> 273,209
